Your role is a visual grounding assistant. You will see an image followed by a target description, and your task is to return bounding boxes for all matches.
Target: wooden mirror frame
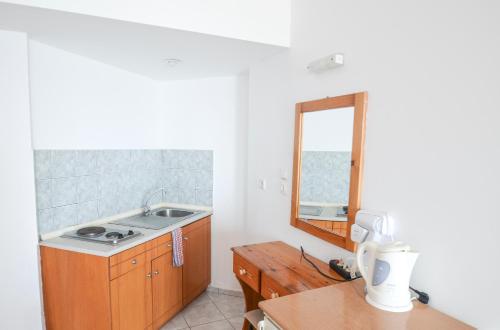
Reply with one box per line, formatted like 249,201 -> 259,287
290,92 -> 368,252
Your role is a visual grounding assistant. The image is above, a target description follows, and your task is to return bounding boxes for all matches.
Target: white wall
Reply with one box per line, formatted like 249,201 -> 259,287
246,0 -> 500,328
29,41 -> 162,149
0,30 -> 43,330
29,40 -> 248,291
158,76 -> 248,290
302,108 -> 354,151
4,0 -> 290,47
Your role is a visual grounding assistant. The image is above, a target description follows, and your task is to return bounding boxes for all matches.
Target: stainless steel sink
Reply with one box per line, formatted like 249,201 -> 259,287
153,208 -> 194,218
112,208 -> 202,230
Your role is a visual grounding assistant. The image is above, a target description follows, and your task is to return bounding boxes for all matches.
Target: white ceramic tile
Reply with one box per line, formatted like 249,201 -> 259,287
195,170 -> 213,190
218,288 -> 243,298
37,208 -> 53,234
97,150 -> 131,173
78,201 -> 99,224
182,301 -> 224,327
78,175 -> 99,203
34,150 -> 52,179
195,150 -> 213,171
75,150 -> 98,176
35,179 -> 52,209
162,149 -> 181,169
209,293 -> 245,319
160,313 -> 188,330
51,151 -> 76,178
35,149 -> 214,234
188,292 -> 213,307
178,188 -> 196,205
227,316 -> 245,330
190,320 -> 233,330
52,177 -> 78,207
98,195 -> 120,218
195,189 -> 213,206
53,204 -> 79,229
177,169 -> 196,190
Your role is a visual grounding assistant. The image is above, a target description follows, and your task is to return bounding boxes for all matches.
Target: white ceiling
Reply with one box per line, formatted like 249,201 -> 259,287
0,2 -> 286,80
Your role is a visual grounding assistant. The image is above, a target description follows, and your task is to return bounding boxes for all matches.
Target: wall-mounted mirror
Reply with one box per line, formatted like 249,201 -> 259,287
290,92 -> 367,251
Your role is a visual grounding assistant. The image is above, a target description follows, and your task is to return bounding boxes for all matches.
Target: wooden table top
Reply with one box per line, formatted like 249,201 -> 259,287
232,241 -> 344,293
259,279 -> 474,330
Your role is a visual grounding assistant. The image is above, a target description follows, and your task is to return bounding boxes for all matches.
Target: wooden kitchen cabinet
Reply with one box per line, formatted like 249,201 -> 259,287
41,216 -> 211,330
110,251 -> 152,330
151,250 -> 183,328
182,217 -> 211,306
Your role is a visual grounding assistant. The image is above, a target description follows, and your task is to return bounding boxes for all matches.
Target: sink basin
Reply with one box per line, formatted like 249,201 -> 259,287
153,208 -> 194,218
112,208 -> 202,230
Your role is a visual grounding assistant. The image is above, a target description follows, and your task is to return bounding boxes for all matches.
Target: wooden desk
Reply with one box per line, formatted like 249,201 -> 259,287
231,241 -> 344,329
259,279 -> 474,330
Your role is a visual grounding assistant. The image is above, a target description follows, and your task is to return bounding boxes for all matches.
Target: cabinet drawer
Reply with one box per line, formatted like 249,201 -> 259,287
154,240 -> 173,258
110,240 -> 154,267
233,253 -> 260,292
110,252 -> 147,280
261,273 -> 291,300
154,232 -> 172,246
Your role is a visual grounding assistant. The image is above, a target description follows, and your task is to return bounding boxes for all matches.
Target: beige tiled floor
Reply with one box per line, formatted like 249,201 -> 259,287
161,291 -> 245,330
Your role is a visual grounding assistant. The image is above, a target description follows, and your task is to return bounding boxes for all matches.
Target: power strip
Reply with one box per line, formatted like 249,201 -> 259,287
329,259 -> 361,281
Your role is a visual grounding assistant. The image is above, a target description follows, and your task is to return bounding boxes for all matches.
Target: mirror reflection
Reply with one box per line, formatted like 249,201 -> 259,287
298,107 -> 354,237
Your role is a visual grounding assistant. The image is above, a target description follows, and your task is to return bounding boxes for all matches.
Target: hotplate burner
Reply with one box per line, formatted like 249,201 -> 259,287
63,226 -> 141,245
76,226 -> 106,237
105,232 -> 124,239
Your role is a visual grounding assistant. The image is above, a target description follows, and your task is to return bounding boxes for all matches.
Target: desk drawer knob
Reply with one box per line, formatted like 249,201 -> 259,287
271,292 -> 279,299
131,259 -> 137,265
239,268 -> 247,276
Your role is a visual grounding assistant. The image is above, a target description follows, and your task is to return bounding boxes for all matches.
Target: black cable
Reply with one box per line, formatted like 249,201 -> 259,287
410,286 -> 430,304
300,246 -> 346,282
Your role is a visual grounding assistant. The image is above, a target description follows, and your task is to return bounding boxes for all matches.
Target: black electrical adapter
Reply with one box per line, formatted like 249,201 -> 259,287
329,259 -> 361,281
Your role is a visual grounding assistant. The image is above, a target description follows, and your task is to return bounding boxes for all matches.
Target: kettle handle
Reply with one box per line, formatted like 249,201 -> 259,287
356,241 -> 377,280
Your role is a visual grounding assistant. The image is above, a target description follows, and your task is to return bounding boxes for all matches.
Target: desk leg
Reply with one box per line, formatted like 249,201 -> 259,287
237,278 -> 264,330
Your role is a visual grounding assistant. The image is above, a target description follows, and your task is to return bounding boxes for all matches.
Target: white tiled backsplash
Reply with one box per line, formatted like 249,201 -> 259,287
34,150 -> 213,234
300,151 -> 350,204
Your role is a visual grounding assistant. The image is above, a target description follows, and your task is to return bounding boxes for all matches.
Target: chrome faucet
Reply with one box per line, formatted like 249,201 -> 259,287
143,188 -> 165,216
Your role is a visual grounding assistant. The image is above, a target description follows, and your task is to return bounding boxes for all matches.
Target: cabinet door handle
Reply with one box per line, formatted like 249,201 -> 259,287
167,243 -> 172,247
271,292 -> 279,299
183,237 -> 189,240
146,273 -> 152,278
239,268 -> 247,276
154,271 -> 159,276
131,259 -> 137,265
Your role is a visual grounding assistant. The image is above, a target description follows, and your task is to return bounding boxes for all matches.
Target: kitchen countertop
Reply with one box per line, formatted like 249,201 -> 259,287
259,280 -> 473,330
39,207 -> 212,257
299,203 -> 347,222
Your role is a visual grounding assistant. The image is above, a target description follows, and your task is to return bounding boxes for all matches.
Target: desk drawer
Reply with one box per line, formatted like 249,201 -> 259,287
261,273 -> 291,300
233,253 -> 260,292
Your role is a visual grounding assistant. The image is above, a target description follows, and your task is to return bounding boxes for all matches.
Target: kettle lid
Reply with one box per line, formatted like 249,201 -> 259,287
377,241 -> 411,253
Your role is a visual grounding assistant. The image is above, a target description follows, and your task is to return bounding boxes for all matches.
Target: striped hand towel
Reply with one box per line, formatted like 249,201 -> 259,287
172,228 -> 184,267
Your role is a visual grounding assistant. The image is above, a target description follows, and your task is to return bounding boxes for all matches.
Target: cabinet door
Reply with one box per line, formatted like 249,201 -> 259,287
151,250 -> 182,327
182,217 -> 211,305
110,253 -> 152,330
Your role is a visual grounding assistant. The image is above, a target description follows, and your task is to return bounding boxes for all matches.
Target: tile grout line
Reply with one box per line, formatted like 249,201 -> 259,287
207,291 -> 241,330
207,289 -> 242,330
168,290 -> 242,330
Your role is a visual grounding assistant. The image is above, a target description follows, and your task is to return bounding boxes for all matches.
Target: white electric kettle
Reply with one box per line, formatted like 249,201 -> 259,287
356,241 -> 419,312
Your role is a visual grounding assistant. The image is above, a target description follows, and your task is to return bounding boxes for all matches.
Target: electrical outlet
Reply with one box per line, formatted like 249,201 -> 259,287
280,183 -> 286,195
